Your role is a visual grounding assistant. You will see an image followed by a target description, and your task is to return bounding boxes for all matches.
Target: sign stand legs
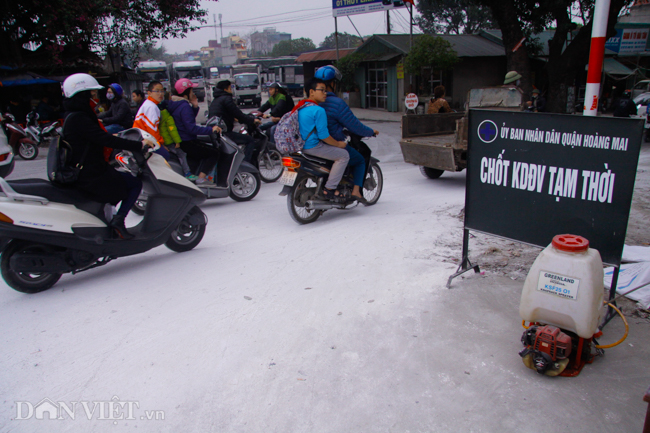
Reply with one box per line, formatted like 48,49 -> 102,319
601,266 -> 620,329
447,228 -> 481,288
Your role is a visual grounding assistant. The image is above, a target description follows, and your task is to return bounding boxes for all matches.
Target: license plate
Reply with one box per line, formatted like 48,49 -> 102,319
279,170 -> 297,186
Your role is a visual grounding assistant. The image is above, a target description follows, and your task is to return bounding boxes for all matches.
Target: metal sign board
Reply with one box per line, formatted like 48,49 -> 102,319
332,0 -> 406,18
465,110 -> 643,265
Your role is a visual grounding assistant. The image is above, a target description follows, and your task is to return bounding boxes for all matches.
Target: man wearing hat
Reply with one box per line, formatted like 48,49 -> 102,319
527,89 -> 546,112
503,70 -> 522,88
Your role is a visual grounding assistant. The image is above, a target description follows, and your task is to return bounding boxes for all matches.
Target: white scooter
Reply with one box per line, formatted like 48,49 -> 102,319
0,129 -> 207,294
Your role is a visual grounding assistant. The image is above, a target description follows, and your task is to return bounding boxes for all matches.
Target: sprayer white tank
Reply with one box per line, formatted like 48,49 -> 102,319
519,234 -> 604,338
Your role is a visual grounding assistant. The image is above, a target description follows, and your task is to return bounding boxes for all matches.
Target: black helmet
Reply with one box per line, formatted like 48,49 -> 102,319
269,82 -> 283,90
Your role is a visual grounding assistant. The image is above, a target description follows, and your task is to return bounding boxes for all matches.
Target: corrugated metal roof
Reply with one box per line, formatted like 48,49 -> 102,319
296,48 -> 357,63
366,34 -> 506,57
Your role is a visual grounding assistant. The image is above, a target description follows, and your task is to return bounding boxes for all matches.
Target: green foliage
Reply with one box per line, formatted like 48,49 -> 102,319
334,53 -> 366,92
0,0 -> 209,66
319,32 -> 364,50
416,0 -> 496,34
270,38 -> 316,57
403,35 -> 459,75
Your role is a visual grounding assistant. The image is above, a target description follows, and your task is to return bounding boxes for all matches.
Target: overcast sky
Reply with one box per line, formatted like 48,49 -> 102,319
162,0 -> 419,54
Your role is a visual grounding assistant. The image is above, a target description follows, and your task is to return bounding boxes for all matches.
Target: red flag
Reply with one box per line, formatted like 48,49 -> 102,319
404,0 -> 415,4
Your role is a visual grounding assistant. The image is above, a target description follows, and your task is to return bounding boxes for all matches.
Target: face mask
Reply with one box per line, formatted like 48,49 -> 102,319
106,93 -> 115,100
515,80 -> 521,87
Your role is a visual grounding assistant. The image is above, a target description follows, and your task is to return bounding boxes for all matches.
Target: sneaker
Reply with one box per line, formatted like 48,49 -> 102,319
186,174 -> 198,181
195,177 -> 216,187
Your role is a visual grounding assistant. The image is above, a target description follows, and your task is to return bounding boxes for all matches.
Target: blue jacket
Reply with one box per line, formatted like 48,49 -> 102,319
166,97 -> 212,142
320,91 -> 374,141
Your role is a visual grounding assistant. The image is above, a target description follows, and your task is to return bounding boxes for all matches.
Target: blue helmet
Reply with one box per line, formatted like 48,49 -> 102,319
109,83 -> 124,97
315,65 -> 342,82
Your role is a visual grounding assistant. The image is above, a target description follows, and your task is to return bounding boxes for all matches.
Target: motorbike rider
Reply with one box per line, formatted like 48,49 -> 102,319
208,78 -> 262,163
133,81 -> 169,159
257,82 -> 294,135
61,73 -> 155,240
167,78 -> 222,187
98,83 -> 134,134
297,78 -> 349,201
314,65 -> 378,204
131,89 -> 145,116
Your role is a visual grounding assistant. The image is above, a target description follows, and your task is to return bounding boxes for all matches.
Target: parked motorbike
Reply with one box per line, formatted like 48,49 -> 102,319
132,120 -> 261,215
25,110 -> 60,147
239,115 -> 283,183
0,129 -> 207,293
1,113 -> 39,160
278,132 -> 383,224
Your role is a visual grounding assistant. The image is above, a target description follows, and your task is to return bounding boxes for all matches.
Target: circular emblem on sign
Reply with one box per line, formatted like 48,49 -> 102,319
477,120 -> 498,143
404,93 -> 419,110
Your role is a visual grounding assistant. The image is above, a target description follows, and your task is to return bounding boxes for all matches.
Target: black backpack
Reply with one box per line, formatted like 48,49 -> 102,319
47,114 -> 89,185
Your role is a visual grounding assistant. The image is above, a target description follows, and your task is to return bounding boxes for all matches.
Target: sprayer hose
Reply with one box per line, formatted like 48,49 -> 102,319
594,303 -> 629,349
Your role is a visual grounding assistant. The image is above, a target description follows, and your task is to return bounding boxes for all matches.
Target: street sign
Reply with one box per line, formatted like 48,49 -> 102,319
405,93 -> 418,110
332,0 -> 406,18
465,110 -> 643,265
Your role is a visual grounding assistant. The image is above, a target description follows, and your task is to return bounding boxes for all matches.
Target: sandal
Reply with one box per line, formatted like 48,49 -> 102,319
319,187 -> 341,201
351,194 -> 368,205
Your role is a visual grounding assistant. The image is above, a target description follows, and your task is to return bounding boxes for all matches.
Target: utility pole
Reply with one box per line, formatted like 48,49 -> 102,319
335,17 -> 339,61
213,14 -> 218,40
387,11 -> 391,35
219,14 -> 223,40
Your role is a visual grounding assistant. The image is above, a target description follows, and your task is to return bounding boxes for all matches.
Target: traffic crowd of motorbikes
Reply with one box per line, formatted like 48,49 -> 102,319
0,66 -> 383,293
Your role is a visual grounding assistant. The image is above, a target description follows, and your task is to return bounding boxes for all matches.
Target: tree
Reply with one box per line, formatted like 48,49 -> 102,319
271,38 -> 316,57
416,0 -> 496,34
319,32 -> 364,50
475,0 -> 632,112
0,0 -> 210,68
403,35 -> 459,74
334,53 -> 366,92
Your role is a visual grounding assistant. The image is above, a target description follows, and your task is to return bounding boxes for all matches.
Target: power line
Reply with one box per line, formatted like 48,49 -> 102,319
220,7 -> 330,25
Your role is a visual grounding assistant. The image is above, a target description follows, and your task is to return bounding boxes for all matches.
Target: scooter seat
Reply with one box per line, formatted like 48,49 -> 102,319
8,179 -> 104,207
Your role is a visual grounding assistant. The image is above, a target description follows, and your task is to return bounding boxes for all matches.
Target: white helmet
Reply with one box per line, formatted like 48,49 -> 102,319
63,73 -> 104,98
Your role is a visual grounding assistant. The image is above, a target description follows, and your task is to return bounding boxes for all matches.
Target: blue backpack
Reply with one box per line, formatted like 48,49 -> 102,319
273,102 -> 316,155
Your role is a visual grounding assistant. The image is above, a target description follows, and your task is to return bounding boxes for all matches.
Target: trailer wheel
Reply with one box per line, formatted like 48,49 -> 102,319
420,166 -> 444,179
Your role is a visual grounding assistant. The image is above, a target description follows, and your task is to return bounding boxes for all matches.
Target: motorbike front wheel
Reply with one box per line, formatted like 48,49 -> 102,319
258,149 -> 283,183
1,241 -> 62,293
287,176 -> 322,224
18,141 -> 38,160
363,162 -> 384,206
230,172 -> 261,202
165,208 -> 206,252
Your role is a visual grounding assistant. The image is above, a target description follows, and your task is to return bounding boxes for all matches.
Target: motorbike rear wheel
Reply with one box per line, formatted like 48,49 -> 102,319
258,149 -> 283,183
1,241 -> 62,293
165,208 -> 206,252
18,141 -> 38,160
287,176 -> 322,224
229,172 -> 261,201
363,162 -> 383,206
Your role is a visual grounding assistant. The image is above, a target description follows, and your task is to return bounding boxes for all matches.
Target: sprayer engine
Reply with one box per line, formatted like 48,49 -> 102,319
519,325 -> 572,376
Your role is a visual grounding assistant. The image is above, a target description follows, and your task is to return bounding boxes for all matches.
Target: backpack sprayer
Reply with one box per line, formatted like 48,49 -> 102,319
518,234 -> 629,377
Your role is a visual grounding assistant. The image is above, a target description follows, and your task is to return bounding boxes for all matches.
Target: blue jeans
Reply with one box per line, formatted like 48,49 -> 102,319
104,124 -> 124,134
346,145 -> 365,187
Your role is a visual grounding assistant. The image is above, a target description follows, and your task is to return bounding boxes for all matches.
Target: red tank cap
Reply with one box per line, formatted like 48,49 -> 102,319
552,234 -> 589,252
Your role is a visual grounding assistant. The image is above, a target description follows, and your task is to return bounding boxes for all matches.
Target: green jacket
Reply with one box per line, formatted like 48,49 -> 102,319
160,109 -> 182,145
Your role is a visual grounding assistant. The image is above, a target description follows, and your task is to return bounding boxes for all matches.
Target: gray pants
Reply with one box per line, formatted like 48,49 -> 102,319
303,142 -> 350,190
168,145 -> 191,175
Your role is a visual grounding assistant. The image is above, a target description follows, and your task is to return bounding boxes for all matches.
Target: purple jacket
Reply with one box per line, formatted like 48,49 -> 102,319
166,97 -> 212,142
